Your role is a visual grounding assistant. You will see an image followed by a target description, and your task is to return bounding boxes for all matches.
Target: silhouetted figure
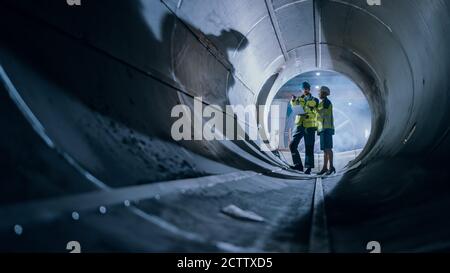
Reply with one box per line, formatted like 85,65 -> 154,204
317,86 -> 336,175
289,82 -> 319,174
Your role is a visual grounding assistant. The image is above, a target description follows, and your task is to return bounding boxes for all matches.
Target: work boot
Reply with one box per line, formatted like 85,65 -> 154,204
304,168 -> 312,175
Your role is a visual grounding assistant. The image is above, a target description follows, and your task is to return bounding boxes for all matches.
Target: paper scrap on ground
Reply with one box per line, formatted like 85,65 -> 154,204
221,204 -> 265,222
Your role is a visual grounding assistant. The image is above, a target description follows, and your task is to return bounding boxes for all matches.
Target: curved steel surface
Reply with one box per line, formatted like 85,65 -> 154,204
0,0 -> 449,252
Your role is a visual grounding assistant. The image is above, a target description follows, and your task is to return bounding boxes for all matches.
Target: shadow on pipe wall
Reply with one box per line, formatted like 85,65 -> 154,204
0,0 -> 277,192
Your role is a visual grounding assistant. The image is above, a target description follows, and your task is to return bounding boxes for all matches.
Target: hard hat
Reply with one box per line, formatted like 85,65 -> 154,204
302,82 -> 311,90
320,86 -> 331,95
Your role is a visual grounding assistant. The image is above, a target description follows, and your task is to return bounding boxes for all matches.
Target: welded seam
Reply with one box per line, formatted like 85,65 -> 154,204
0,67 -> 54,149
167,15 -> 270,166
0,170 -> 257,230
176,0 -> 183,9
0,66 -> 108,191
429,125 -> 450,155
329,0 -> 392,32
309,177 -> 331,253
312,0 -> 319,68
264,54 -> 285,74
286,42 -> 383,85
402,124 -> 416,145
274,0 -> 310,12
264,0 -> 288,61
2,2 -> 288,171
160,0 -> 256,95
1,2 -> 274,152
329,0 -> 417,137
0,3 -> 202,104
129,206 -> 259,252
232,14 -> 268,59
1,62 -> 295,252
0,2 -> 259,132
313,1 -> 326,69
250,179 -> 316,251
317,2 -> 322,69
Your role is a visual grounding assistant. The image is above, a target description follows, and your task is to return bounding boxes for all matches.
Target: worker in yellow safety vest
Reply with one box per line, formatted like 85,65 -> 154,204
289,82 -> 319,175
317,86 -> 336,175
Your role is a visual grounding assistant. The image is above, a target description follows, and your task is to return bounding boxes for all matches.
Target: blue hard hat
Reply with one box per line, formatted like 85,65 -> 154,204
302,82 -> 311,90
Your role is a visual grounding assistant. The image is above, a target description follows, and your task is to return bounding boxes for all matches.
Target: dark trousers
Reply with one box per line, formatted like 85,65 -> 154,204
289,126 -> 316,169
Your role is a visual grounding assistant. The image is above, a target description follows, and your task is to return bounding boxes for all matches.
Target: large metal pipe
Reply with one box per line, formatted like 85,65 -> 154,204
0,0 -> 449,252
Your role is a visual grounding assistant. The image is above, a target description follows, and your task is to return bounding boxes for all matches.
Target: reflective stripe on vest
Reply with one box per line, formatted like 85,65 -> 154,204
317,99 -> 334,132
291,96 -> 318,128
290,97 -> 305,126
303,99 -> 318,128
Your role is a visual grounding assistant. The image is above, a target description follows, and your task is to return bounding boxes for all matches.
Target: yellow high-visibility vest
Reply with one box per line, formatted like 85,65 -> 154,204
317,98 -> 335,133
290,95 -> 319,128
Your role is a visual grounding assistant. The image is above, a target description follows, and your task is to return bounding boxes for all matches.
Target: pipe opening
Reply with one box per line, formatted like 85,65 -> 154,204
270,70 -> 372,171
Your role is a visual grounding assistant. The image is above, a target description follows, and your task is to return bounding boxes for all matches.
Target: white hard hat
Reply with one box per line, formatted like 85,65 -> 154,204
320,86 -> 331,95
